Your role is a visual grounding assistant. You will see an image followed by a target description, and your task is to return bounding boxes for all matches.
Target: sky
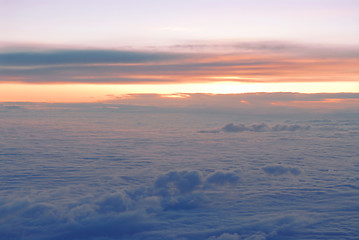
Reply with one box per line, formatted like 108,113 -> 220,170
1,0 -> 359,103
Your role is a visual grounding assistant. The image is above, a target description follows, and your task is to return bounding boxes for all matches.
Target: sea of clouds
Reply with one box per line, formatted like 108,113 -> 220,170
0,103 -> 358,239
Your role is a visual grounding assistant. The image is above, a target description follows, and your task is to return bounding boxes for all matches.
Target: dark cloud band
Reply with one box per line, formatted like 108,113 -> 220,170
0,49 -> 183,66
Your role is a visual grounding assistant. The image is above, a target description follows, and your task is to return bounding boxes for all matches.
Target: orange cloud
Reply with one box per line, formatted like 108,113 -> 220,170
1,42 -> 358,85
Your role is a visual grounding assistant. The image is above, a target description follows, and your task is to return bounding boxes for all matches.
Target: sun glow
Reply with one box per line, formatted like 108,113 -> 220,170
0,81 -> 358,103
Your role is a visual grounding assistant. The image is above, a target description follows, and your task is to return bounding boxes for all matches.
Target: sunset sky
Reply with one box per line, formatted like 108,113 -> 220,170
1,0 -> 359,103
2,2 -> 359,239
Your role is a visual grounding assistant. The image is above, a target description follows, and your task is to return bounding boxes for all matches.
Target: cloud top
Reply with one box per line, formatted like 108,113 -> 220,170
262,165 -> 302,176
219,123 -> 311,133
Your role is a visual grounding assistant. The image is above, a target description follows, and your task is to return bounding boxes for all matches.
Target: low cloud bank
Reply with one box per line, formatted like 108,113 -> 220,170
222,123 -> 311,133
200,123 -> 311,134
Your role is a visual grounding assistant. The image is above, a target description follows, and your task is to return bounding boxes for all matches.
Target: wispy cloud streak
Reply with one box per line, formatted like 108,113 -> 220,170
1,42 -> 358,84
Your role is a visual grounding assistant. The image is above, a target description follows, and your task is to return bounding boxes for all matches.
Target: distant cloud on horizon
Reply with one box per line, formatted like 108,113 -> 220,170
199,122 -> 311,134
107,92 -> 359,114
1,92 -> 359,114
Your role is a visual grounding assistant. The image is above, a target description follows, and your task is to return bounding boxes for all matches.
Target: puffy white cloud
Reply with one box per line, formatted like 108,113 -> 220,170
154,171 -> 203,196
222,123 -> 250,133
0,170 -> 243,239
95,194 -> 130,214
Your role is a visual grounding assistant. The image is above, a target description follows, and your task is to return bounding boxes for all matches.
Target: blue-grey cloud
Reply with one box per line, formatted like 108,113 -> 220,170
206,171 -> 240,185
217,123 -> 311,133
171,41 -> 359,58
154,171 -> 202,196
171,41 -> 303,54
0,170 -> 243,239
221,123 -> 250,132
161,193 -> 205,211
1,42 -> 358,84
198,129 -> 221,133
207,232 -> 241,240
153,171 -> 240,210
0,194 -> 157,240
0,104 -> 27,112
0,54 -> 271,83
272,124 -> 311,131
0,49 -> 183,66
95,194 -> 130,214
262,165 -> 301,176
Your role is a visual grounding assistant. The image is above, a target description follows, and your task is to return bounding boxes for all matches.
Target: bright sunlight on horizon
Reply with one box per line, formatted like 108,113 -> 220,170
1,0 -> 359,104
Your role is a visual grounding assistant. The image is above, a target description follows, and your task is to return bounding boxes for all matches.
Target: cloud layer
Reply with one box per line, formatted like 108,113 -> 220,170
0,50 -> 182,66
1,42 -> 358,84
1,106 -> 358,239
